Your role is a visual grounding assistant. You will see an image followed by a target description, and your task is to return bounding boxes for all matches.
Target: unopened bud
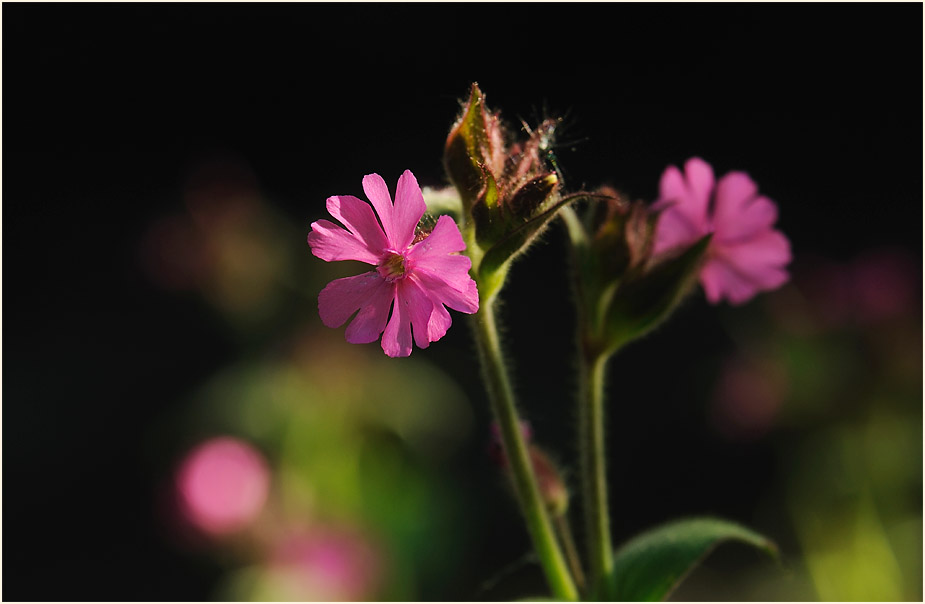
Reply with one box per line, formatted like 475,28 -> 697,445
444,83 -> 506,213
529,446 -> 570,517
489,422 -> 569,517
507,173 -> 559,222
589,188 -> 658,280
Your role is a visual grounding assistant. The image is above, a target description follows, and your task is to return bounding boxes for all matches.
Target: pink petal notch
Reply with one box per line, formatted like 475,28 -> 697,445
653,157 -> 791,305
308,171 -> 479,357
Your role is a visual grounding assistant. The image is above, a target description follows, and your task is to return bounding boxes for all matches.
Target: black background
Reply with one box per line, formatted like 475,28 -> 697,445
3,3 -> 922,601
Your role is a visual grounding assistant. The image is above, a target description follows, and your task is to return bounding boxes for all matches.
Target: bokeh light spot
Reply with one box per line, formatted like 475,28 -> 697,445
176,436 -> 270,536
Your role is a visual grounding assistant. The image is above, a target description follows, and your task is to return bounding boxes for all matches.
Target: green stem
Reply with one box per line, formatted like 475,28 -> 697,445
555,514 -> 587,592
578,345 -> 615,600
473,297 -> 580,601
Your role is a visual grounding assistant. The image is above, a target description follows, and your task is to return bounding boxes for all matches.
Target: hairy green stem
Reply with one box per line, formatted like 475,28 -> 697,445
578,346 -> 615,600
473,298 -> 580,601
556,514 -> 587,592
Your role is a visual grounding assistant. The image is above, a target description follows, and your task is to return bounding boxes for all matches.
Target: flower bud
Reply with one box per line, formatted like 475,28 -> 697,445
528,446 -> 570,518
507,173 -> 560,222
444,84 -> 581,297
588,188 -> 658,281
489,422 -> 570,517
571,188 -> 711,354
444,83 -> 506,213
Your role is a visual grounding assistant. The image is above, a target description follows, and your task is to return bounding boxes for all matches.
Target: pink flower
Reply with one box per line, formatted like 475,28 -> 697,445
308,170 -> 479,357
652,157 -> 791,305
269,527 -> 383,601
175,436 -> 270,536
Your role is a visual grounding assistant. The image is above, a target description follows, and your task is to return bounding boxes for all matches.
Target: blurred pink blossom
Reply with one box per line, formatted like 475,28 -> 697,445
308,170 -> 479,357
175,437 -> 270,536
711,357 -> 788,441
653,157 -> 791,305
774,249 -> 917,334
850,248 -> 917,322
269,527 -> 382,601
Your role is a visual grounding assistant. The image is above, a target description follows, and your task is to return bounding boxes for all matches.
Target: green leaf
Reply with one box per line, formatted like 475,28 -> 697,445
610,516 -> 778,601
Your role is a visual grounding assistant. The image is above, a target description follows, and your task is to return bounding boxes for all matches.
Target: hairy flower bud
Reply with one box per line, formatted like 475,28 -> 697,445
588,187 -> 659,281
529,446 -> 570,518
507,173 -> 559,222
444,83 -> 506,213
444,84 -> 581,297
489,421 -> 569,517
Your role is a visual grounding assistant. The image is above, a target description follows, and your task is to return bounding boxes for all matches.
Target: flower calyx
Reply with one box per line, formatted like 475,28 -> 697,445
444,83 -> 580,291
573,187 -> 711,356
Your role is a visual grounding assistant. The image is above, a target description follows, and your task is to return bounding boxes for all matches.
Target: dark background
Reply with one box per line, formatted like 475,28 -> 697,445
3,2 -> 921,601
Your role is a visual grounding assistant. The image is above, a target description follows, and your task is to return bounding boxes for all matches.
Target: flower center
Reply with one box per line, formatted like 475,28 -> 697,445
377,251 -> 408,281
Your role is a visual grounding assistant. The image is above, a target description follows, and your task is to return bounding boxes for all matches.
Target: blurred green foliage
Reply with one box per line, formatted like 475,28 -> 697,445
147,157 -> 921,601
674,251 -> 922,601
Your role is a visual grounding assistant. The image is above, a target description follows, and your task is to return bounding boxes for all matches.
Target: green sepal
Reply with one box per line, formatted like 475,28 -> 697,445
508,173 -> 559,222
591,197 -> 660,293
609,516 -> 778,601
472,167 -> 504,247
443,83 -> 502,213
602,234 -> 711,352
478,193 -> 584,284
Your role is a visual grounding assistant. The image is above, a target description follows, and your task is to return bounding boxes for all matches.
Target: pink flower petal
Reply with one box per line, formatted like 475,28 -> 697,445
318,271 -> 393,330
413,269 -> 479,314
381,289 -> 413,357
426,300 -> 452,342
683,157 -> 716,220
401,278 -> 453,349
719,230 -> 792,286
408,215 -> 466,259
308,219 -> 382,264
402,280 -> 435,349
712,173 -> 779,242
362,173 -> 399,248
653,158 -> 714,249
702,231 -> 791,304
406,214 -> 478,313
700,259 -> 761,305
652,204 -> 703,255
655,164 -> 687,210
326,194 -> 390,255
391,170 -> 427,249
407,215 -> 472,287
345,286 -> 394,344
413,253 -> 472,282
719,195 -> 779,245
